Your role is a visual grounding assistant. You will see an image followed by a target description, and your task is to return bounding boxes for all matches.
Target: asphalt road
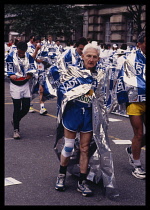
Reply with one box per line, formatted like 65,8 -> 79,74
4,80 -> 146,206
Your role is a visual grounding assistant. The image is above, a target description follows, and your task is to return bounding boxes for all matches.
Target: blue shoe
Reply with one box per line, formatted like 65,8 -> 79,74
77,180 -> 93,196
55,174 -> 66,191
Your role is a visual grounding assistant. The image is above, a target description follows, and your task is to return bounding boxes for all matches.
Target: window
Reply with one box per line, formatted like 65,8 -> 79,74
104,17 -> 110,43
126,19 -> 134,43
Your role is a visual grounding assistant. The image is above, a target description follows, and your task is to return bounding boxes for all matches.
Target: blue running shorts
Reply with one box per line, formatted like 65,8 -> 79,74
62,100 -> 93,133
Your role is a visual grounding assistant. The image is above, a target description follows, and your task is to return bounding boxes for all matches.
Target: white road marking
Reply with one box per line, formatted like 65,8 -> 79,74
112,140 -> 132,144
5,138 -> 14,140
109,118 -> 122,122
5,177 -> 22,186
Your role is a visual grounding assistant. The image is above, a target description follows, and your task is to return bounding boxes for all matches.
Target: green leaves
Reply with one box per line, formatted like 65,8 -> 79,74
5,4 -> 83,38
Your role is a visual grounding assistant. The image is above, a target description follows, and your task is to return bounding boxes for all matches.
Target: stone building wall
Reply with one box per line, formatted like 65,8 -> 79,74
83,4 -> 146,46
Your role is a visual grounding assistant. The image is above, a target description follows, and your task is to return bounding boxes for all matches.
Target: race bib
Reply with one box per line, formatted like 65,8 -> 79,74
75,89 -> 94,104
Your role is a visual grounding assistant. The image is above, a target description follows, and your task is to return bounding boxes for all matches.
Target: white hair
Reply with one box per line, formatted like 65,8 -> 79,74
82,43 -> 100,56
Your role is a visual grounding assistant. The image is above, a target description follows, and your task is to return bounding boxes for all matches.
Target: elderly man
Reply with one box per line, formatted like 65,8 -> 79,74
55,43 -> 102,196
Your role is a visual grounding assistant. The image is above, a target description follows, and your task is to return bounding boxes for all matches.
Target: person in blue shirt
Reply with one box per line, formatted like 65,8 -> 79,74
27,36 -> 48,115
58,37 -> 88,69
55,43 -> 102,196
120,31 -> 146,179
6,41 -> 36,139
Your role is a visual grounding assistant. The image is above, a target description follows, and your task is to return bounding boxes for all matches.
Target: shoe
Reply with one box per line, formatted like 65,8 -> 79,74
29,106 -> 35,113
13,129 -> 20,139
55,174 -> 66,191
125,146 -> 135,167
132,166 -> 146,179
77,180 -> 93,196
40,108 -> 48,115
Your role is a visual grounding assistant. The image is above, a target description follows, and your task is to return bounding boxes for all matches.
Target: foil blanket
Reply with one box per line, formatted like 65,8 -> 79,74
103,49 -> 146,114
114,50 -> 146,104
53,65 -> 119,198
29,59 -> 57,102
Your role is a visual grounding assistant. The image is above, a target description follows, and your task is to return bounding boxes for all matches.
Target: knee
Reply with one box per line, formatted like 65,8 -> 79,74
22,101 -> 30,113
39,89 -> 43,94
23,107 -> 30,114
80,144 -> 89,155
134,132 -> 143,141
23,103 -> 30,114
39,86 -> 44,94
61,138 -> 75,157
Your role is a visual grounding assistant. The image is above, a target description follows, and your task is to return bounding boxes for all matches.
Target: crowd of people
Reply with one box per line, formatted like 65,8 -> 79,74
5,31 -> 146,197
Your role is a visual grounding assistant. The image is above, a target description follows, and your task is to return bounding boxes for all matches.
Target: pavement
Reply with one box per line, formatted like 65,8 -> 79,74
4,80 -> 146,206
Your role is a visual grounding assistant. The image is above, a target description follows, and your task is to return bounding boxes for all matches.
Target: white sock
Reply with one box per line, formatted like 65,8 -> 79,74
133,158 -> 141,166
40,103 -> 44,109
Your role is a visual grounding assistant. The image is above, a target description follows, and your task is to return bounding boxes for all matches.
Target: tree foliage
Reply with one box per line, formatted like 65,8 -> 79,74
126,5 -> 146,34
4,4 -> 84,38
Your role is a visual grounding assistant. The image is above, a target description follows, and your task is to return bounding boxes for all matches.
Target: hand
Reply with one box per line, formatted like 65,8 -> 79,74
26,73 -> 33,79
36,43 -> 41,50
36,58 -> 44,63
9,75 -> 17,80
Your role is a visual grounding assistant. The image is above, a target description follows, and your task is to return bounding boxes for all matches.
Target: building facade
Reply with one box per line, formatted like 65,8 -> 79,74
81,4 -> 146,46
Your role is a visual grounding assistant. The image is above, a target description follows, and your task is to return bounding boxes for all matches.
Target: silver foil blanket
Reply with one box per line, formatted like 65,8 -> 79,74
91,95 -> 119,198
54,66 -> 119,198
114,50 -> 146,104
29,69 -> 57,102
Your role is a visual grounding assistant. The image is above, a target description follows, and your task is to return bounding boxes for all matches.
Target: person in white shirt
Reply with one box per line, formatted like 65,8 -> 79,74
46,35 -> 56,47
99,44 -> 109,63
27,35 -> 35,47
55,40 -> 64,54
111,44 -> 119,64
63,40 -> 74,51
9,39 -> 20,53
6,41 -> 36,139
28,36 -> 49,115
116,49 -> 126,70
